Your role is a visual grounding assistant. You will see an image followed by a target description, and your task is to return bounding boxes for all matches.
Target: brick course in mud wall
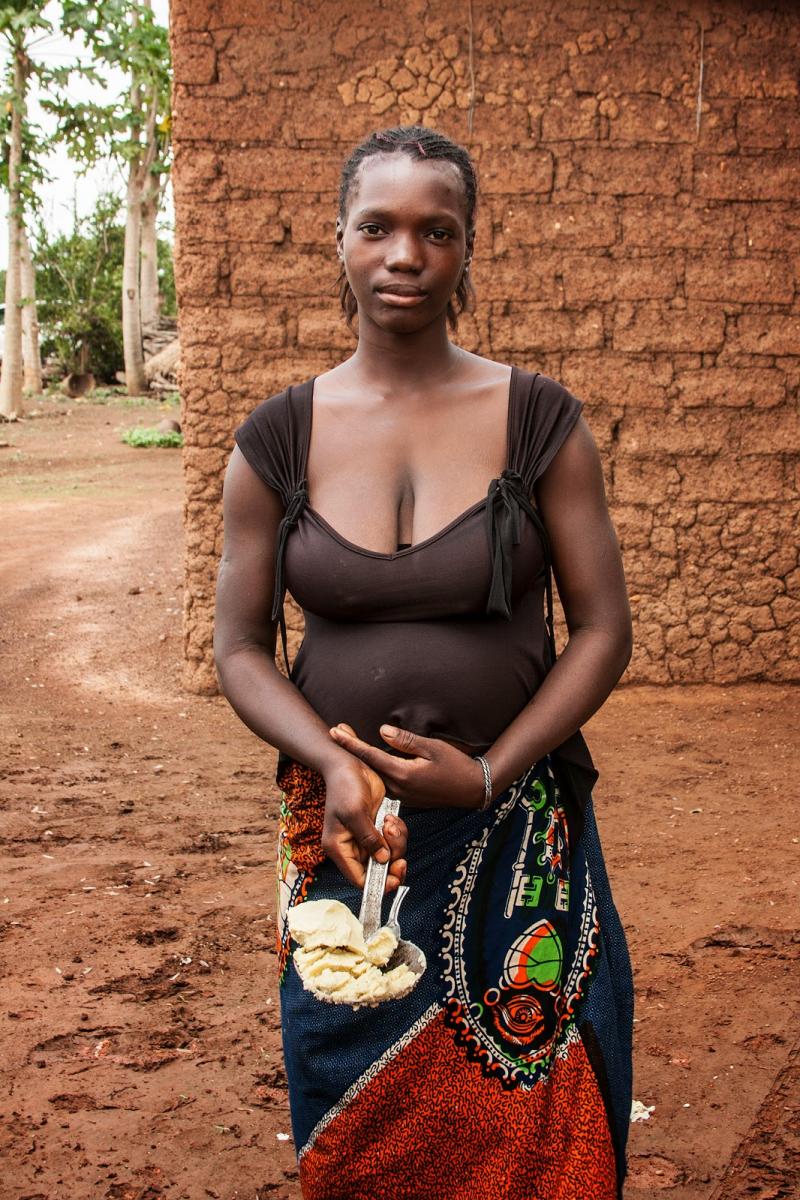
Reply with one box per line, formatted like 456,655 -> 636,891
170,0 -> 799,693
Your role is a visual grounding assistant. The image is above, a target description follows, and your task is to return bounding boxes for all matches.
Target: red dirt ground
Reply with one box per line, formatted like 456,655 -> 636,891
1,395 -> 798,1200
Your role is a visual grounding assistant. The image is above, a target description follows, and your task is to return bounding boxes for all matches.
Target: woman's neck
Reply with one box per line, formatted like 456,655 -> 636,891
346,314 -> 466,394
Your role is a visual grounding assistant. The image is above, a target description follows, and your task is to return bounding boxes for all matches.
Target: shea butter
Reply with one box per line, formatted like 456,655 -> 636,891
288,898 -> 418,1006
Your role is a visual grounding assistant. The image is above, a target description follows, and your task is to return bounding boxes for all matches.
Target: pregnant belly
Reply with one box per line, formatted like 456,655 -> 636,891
291,607 -> 546,758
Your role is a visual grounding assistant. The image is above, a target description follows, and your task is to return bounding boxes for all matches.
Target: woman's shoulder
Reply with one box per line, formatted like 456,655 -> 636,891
233,376 -> 314,498
237,375 -> 314,432
506,363 -> 585,489
496,358 -> 577,401
464,353 -> 581,405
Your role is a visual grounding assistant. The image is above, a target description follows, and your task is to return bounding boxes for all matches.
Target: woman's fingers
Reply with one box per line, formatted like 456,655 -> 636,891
330,836 -> 387,889
329,836 -> 406,894
331,849 -> 366,890
329,721 -> 436,770
323,806 -> 388,884
322,756 -> 409,894
383,813 -> 408,859
334,848 -> 406,894
386,858 -> 407,892
379,724 -> 434,759
328,814 -> 408,890
329,724 -> 400,773
382,814 -> 408,893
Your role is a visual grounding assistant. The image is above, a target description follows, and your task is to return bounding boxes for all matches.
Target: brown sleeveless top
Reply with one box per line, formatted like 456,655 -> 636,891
234,367 -> 585,780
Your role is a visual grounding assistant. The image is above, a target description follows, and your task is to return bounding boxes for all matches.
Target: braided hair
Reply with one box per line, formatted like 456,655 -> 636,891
336,125 -> 478,331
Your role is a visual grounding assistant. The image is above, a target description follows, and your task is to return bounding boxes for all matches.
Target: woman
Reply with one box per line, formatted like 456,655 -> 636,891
215,126 -> 634,1199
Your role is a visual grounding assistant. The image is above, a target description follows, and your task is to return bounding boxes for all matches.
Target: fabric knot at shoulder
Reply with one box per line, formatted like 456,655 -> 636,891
485,469 -> 556,662
272,479 -> 309,673
485,469 -> 536,620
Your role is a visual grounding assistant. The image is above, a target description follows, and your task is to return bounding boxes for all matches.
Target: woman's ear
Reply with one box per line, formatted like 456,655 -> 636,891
335,218 -> 345,260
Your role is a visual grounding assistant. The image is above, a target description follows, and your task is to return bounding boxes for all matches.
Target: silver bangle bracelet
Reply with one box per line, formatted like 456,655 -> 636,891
474,754 -> 493,811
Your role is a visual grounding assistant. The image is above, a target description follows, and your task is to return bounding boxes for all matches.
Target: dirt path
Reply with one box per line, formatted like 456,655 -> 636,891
1,396 -> 798,1200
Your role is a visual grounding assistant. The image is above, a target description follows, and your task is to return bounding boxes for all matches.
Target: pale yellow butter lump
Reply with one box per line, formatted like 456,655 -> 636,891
287,899 -> 366,954
288,898 -> 417,1006
363,926 -> 397,967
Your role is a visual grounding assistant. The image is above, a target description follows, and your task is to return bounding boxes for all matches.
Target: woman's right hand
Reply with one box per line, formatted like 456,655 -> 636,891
321,757 -> 408,894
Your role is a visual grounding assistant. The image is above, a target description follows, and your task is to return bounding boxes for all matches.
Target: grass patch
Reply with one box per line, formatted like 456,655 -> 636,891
80,388 -> 180,409
122,426 -> 183,449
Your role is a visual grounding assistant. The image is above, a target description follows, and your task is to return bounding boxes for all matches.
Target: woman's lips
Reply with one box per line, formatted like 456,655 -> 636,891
376,289 -> 428,307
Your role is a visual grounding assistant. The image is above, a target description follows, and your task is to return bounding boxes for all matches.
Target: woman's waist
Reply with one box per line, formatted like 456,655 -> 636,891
289,617 -> 547,754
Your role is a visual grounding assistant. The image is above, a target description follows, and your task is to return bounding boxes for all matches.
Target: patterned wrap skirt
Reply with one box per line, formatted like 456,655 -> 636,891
275,752 -> 634,1200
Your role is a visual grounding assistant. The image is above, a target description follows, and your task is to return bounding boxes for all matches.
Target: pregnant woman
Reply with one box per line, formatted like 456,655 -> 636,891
215,126 -> 634,1199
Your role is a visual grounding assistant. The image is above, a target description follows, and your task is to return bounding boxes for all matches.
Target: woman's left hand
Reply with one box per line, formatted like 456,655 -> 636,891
328,722 -> 487,810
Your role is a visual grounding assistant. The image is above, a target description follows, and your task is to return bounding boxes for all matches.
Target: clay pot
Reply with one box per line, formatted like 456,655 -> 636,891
62,372 -> 96,398
155,417 -> 182,434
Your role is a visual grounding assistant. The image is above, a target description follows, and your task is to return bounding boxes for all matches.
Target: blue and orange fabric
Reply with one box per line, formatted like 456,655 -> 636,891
275,754 -> 634,1200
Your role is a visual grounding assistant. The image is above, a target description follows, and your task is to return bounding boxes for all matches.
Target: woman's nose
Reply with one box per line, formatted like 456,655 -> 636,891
384,233 -> 423,272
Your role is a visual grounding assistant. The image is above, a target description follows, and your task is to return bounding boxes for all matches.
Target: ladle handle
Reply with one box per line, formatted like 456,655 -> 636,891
386,884 -> 409,935
358,797 -> 400,939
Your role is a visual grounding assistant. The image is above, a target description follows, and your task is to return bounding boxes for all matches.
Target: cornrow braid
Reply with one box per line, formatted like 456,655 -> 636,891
336,125 -> 478,331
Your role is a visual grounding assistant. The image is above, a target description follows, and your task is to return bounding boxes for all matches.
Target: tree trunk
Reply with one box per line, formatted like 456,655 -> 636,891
140,173 -> 161,331
122,160 -> 148,395
0,48 -> 26,419
20,225 -> 42,395
121,5 -> 148,398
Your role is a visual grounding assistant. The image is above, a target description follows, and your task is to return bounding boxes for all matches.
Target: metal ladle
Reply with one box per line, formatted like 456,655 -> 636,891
358,797 -> 427,984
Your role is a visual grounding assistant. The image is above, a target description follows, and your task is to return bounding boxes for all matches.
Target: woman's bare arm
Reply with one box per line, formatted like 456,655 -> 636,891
214,447 -> 353,775
214,447 -> 407,888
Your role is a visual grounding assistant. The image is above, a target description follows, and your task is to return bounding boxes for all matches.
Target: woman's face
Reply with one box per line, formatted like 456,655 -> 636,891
337,152 -> 471,332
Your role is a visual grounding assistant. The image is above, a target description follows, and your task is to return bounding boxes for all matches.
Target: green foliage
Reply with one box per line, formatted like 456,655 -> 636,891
33,193 -> 176,382
33,194 -> 124,380
157,230 -> 176,315
122,425 -> 183,448
0,3 -> 50,39
57,2 -> 172,173
0,107 -> 52,212
0,1 -> 100,215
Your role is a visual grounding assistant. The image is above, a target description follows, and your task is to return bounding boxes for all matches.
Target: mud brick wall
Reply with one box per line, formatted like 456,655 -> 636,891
170,0 -> 799,693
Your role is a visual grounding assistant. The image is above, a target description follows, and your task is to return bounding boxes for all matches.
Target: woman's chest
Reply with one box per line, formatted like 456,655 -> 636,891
284,505 -> 545,623
306,387 -> 512,554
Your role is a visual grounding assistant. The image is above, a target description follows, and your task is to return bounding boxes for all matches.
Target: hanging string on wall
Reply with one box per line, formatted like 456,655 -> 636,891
466,0 -> 476,138
695,23 -> 705,138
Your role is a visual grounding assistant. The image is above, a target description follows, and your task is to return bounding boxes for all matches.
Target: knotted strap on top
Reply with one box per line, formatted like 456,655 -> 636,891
271,479 -> 309,674
485,468 -> 557,667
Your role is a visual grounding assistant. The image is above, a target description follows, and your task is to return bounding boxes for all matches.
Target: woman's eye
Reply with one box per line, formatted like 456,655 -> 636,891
428,229 -> 453,241
360,223 -> 383,236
